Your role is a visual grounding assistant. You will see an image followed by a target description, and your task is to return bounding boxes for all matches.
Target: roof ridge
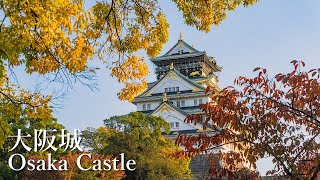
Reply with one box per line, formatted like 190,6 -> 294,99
163,39 -> 200,57
150,51 -> 205,61
151,101 -> 188,116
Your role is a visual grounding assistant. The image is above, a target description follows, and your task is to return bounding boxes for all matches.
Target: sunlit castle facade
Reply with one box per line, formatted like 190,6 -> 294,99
132,34 -> 222,135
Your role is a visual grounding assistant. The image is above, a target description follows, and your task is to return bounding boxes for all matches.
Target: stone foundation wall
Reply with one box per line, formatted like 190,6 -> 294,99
188,154 -> 211,180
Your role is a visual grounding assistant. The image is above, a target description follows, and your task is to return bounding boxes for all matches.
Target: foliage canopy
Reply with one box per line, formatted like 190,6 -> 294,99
82,112 -> 191,180
177,61 -> 320,179
0,0 -> 259,101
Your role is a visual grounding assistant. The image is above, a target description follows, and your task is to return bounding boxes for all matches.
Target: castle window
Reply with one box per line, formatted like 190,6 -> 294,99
143,104 -> 151,111
176,100 -> 185,107
170,123 -> 174,128
170,122 -> 180,129
181,101 -> 185,107
194,99 -> 198,106
165,87 -> 180,93
201,115 -> 206,122
199,99 -> 203,104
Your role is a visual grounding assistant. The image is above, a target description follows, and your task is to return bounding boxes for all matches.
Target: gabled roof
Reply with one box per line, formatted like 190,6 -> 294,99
151,101 -> 188,116
151,52 -> 205,61
136,67 -> 205,98
150,100 -> 209,132
163,39 -> 200,56
150,39 -> 204,61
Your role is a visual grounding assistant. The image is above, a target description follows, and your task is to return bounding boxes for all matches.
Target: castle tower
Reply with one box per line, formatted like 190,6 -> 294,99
132,37 -> 253,178
132,36 -> 222,135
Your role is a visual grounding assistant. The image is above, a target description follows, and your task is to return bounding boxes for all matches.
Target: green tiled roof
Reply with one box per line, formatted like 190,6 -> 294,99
150,39 -> 203,61
150,51 -> 205,61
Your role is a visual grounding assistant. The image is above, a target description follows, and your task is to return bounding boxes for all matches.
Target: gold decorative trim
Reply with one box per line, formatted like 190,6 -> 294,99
155,104 -> 173,115
162,92 -> 167,102
167,71 -> 177,78
170,62 -> 174,70
189,71 -> 200,77
192,87 -> 200,92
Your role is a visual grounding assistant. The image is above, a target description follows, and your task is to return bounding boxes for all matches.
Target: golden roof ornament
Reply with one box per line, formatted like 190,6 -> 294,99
170,62 -> 174,70
179,32 -> 182,40
162,92 -> 168,102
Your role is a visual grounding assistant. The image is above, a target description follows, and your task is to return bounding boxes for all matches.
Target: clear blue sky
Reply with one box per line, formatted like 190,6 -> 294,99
17,0 -> 320,175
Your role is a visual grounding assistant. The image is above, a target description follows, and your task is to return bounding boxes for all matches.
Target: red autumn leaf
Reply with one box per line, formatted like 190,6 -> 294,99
205,86 -> 210,94
253,67 -> 260,72
179,61 -> 320,179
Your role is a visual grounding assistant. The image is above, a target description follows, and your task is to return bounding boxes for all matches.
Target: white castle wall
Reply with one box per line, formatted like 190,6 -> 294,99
136,101 -> 161,111
152,75 -> 195,94
136,96 -> 210,112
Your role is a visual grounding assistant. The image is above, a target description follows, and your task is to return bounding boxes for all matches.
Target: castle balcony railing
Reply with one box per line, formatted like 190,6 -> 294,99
155,62 -> 204,73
